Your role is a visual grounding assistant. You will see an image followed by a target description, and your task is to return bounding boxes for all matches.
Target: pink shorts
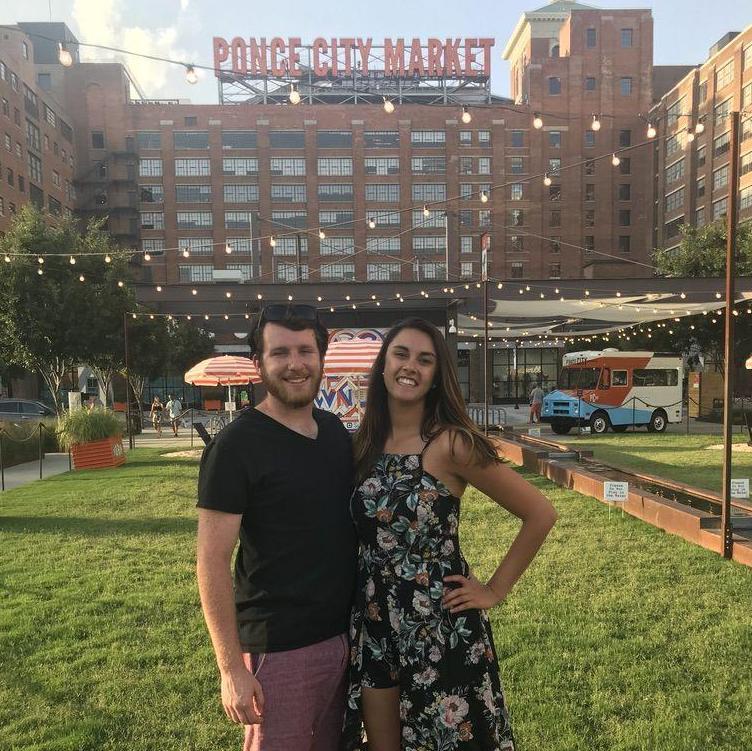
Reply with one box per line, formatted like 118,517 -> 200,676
242,633 -> 349,751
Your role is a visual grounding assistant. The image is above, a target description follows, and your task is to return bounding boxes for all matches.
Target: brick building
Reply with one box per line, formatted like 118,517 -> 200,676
651,26 -> 752,251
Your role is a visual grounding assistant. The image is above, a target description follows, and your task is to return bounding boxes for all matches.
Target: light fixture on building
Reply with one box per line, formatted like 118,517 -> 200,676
58,42 -> 73,67
591,114 -> 601,131
532,112 -> 543,129
611,153 -> 621,166
646,122 -> 657,139
185,65 -> 199,85
383,97 -> 395,114
461,106 -> 472,124
543,173 -> 552,186
289,84 -> 301,105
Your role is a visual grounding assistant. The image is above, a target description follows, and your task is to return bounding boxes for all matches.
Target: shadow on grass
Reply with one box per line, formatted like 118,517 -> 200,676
0,515 -> 196,536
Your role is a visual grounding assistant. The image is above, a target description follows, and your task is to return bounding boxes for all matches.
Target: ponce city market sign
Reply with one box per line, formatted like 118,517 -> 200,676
213,37 -> 495,78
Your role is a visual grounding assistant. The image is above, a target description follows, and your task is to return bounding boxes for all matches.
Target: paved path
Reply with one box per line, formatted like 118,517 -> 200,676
1,453 -> 71,492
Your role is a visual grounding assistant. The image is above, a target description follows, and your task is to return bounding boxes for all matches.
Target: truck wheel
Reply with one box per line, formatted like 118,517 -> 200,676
551,422 -> 571,435
647,410 -> 668,433
590,411 -> 610,434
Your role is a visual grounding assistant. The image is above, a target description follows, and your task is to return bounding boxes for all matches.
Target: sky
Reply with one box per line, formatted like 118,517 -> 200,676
2,0 -> 750,103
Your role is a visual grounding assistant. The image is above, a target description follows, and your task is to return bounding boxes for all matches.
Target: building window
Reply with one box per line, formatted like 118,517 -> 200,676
275,262 -> 309,282
367,263 -> 401,281
665,158 -> 685,184
548,77 -> 561,95
412,210 -> 444,228
269,184 -> 305,202
695,207 -> 705,227
584,77 -> 596,91
319,210 -> 354,226
178,237 -> 213,256
270,157 -> 305,176
549,185 -> 561,201
370,211 -> 401,227
548,131 -> 561,148
584,131 -> 595,148
584,236 -> 595,253
584,160 -> 595,176
618,183 -> 631,201
225,264 -> 253,282
549,263 -> 561,278
366,237 -> 401,254
585,209 -> 595,227
139,158 -> 162,177
319,237 -> 354,256
412,183 -> 446,202
412,236 -> 446,253
550,237 -> 561,253
272,237 -> 308,257
479,210 -> 491,227
142,239 -> 166,257
364,131 -> 399,148
271,210 -> 307,229
665,188 -> 684,213
411,156 -> 446,174
90,131 -> 105,149
665,217 -> 683,239
221,130 -> 256,149
715,60 -> 734,90
744,45 -> 752,70
27,152 -> 42,183
550,210 -> 561,227
619,209 -> 632,226
620,77 -> 633,96
697,146 -> 706,167
666,96 -> 684,126
740,186 -> 752,211
713,132 -> 730,158
225,211 -> 252,229
411,130 -> 446,147
510,209 -> 524,226
140,211 -> 164,230
510,183 -> 523,201
696,176 -> 706,197
179,265 -> 213,282
510,262 -> 523,279
666,134 -> 680,157
478,157 -> 491,175
621,28 -> 633,48
619,129 -> 631,147
586,28 -> 597,47
317,131 -> 352,148
318,184 -> 354,201
176,184 -> 212,203
458,209 -> 472,227
478,130 -> 491,146
224,183 -> 260,202
173,131 -> 209,149
741,152 -> 752,176
510,130 -> 524,147
364,157 -> 399,175
744,82 -> 752,108
459,131 -> 472,145
223,158 -> 258,176
366,183 -> 400,202
269,131 -> 305,148
618,236 -> 631,253
548,158 -> 561,174
699,80 -> 708,104
712,164 -> 729,191
510,157 -> 524,174
26,120 -> 40,151
510,235 -> 523,251
136,131 -> 161,150
460,236 -> 473,254
461,262 -> 475,279
176,211 -> 212,229
226,238 -> 253,255
318,157 -> 353,176
714,98 -> 732,126
175,158 -> 210,176
619,158 -> 631,175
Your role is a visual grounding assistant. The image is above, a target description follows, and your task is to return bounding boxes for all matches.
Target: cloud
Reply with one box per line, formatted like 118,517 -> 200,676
71,0 -> 195,97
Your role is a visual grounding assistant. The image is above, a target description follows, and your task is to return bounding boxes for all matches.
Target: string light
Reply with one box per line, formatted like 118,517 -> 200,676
367,217 -> 376,229
182,248 -> 190,258
185,65 -> 199,85
289,83 -> 301,105
37,267 -> 43,275
383,97 -> 395,114
156,285 -> 162,292
225,291 -> 232,298
225,244 -> 233,254
58,42 -> 73,67
319,230 -> 326,240
480,190 -> 489,203
461,106 -> 472,124
117,280 -> 124,288
191,288 -> 197,295
269,236 -> 276,248
69,256 -> 76,265
695,117 -> 705,135
37,256 -> 44,264
647,122 -> 657,139
686,127 -> 695,142
611,153 -> 621,166
423,205 -> 430,218
104,254 -> 111,263
144,252 -> 151,261
591,114 -> 601,131
533,112 -> 543,129
543,173 -> 552,186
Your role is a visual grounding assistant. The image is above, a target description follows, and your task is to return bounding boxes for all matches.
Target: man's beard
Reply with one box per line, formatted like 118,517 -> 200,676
259,362 -> 323,408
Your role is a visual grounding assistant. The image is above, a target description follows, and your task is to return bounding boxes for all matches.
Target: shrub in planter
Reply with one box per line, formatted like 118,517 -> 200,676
58,408 -> 126,470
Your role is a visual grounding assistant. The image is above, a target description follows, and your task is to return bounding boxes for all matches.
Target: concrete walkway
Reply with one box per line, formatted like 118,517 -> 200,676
1,453 -> 71,492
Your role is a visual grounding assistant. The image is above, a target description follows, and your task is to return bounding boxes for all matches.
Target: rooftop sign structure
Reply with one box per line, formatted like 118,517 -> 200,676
212,36 -> 501,105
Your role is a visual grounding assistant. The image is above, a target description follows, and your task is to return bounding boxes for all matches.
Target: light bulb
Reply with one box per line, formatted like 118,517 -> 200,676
182,248 -> 190,258
647,123 -> 657,139
686,128 -> 695,142
461,106 -> 472,124
319,230 -> 326,240
144,253 -> 151,261
289,86 -> 301,105
611,153 -> 621,166
543,173 -> 552,186
58,43 -> 73,67
367,218 -> 376,229
117,280 -> 124,288
69,256 -> 76,265
383,98 -> 395,114
533,112 -> 543,129
104,254 -> 111,263
591,115 -> 601,131
270,236 -> 276,248
156,285 -> 162,292
79,275 -> 85,282
423,205 -> 430,217
226,291 -> 232,298
191,288 -> 197,295
225,244 -> 233,254
185,65 -> 199,85
480,191 -> 489,203
37,267 -> 43,274
695,119 -> 705,135
37,256 -> 44,264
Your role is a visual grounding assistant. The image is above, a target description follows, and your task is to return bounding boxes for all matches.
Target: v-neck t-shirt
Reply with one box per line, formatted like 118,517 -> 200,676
197,407 -> 357,653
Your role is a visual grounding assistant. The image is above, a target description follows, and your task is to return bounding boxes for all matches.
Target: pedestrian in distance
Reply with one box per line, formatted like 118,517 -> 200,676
529,383 -> 545,425
150,396 -> 163,437
166,394 -> 182,437
196,303 -> 357,751
342,317 -> 558,751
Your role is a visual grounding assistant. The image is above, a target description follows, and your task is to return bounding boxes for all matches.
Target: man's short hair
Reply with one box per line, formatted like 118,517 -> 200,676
251,305 -> 328,361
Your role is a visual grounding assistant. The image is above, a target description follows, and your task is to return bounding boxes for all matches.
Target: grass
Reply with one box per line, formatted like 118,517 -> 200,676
556,432 -> 752,493
1,448 -> 751,750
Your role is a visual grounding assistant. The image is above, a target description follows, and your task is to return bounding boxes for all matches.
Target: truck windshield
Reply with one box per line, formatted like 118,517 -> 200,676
559,367 -> 601,390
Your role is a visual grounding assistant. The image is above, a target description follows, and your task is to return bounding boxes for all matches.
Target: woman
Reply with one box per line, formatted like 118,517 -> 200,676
343,318 -> 558,751
149,396 -> 163,437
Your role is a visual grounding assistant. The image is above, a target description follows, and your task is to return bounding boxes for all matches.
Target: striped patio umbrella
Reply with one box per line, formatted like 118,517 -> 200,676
324,340 -> 383,376
747,355 -> 752,369
184,355 -> 262,386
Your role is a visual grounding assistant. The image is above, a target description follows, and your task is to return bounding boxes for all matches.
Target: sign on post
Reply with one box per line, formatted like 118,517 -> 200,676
603,481 -> 629,502
731,479 -> 750,499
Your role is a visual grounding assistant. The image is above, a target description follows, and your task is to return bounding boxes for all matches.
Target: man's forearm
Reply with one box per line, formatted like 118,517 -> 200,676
197,557 -> 246,674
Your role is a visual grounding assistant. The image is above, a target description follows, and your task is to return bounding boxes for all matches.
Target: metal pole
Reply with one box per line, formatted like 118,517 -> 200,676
483,278 -> 489,435
0,432 -> 4,491
686,386 -> 690,435
39,423 -> 43,480
123,312 -> 134,450
295,233 -> 302,283
444,212 -> 450,282
190,407 -> 194,448
721,110 -> 740,560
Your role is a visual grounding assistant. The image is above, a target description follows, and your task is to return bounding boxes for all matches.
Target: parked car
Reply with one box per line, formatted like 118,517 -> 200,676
0,399 -> 56,421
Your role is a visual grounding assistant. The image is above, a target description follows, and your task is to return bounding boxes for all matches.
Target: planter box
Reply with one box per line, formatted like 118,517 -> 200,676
71,436 -> 126,470
204,399 -> 221,411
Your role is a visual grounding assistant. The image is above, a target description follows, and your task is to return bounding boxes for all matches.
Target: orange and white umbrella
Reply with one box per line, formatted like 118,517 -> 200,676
184,355 -> 262,386
746,355 -> 752,369
324,340 -> 383,376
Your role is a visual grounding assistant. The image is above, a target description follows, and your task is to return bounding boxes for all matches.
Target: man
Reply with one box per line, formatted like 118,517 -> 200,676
165,394 -> 182,437
529,382 -> 545,424
196,304 -> 356,751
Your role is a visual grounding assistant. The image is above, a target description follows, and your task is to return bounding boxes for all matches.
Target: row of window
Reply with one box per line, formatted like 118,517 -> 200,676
509,208 -> 633,228
133,129 -> 492,150
547,76 -> 634,96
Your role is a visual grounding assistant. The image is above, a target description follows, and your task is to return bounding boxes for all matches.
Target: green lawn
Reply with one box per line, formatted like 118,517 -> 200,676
556,432 -> 752,493
1,448 -> 750,751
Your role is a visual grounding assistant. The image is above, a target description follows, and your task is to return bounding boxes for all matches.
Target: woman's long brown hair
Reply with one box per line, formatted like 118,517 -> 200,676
354,318 -> 500,481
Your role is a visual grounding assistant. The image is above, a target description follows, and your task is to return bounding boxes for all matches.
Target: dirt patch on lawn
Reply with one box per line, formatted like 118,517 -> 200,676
705,443 -> 752,452
163,449 -> 203,460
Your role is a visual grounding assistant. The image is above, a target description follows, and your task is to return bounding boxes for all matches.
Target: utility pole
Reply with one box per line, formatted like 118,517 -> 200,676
123,312 -> 134,450
295,233 -> 302,283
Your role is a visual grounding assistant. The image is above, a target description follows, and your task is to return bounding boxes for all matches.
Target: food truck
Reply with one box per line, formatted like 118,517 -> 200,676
540,349 -> 683,434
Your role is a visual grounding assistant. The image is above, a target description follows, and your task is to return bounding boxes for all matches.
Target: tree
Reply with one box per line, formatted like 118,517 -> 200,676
122,315 -> 171,416
167,318 -> 215,374
0,206 -> 132,413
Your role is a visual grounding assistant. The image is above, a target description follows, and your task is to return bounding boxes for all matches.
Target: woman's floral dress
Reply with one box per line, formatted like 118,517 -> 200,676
342,451 -> 515,751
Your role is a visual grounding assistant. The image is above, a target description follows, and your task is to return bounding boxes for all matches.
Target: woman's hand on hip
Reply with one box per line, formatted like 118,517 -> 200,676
442,571 -> 504,613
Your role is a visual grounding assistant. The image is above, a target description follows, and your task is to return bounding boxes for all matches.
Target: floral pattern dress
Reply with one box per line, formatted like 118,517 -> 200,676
342,451 -> 515,751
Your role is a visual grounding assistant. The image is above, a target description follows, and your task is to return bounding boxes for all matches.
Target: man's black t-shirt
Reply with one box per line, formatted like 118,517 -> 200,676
197,407 -> 357,653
